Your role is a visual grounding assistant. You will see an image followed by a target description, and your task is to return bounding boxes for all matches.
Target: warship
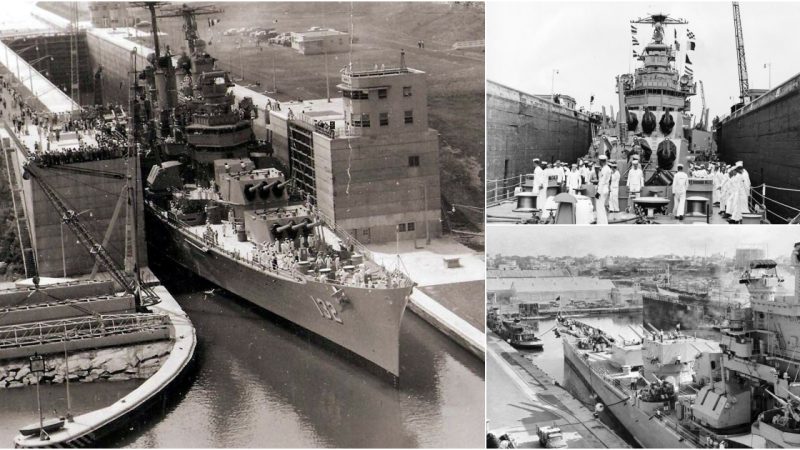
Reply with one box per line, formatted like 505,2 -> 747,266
560,242 -> 800,448
487,12 -> 767,225
132,6 -> 413,379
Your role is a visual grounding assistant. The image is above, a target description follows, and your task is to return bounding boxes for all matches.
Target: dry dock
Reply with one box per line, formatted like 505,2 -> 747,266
487,333 -> 629,448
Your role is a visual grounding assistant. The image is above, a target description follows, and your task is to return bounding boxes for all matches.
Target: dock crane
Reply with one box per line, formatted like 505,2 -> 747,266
732,2 -> 750,107
155,3 -> 223,56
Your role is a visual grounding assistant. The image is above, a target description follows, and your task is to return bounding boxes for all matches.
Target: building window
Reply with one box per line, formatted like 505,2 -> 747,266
378,89 -> 387,99
407,222 -> 415,231
404,110 -> 413,124
351,113 -> 370,127
403,86 -> 412,97
344,90 -> 368,100
408,155 -> 420,167
352,90 -> 369,100
379,112 -> 389,126
398,223 -> 407,232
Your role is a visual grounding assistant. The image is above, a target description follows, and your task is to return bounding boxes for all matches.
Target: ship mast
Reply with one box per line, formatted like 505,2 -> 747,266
127,47 -> 143,308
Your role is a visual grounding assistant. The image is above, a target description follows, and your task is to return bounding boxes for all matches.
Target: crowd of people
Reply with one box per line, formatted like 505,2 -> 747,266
525,154 -> 752,224
0,77 -> 130,168
199,220 -> 406,289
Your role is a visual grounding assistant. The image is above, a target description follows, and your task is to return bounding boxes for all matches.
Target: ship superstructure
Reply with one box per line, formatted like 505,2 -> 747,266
562,243 -> 800,448
617,13 -> 695,177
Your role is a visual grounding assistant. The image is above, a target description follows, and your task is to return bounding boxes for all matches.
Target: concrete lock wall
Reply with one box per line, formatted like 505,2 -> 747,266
23,158 -> 146,277
3,31 -> 94,105
718,90 -> 800,223
487,80 -> 592,186
315,129 -> 442,244
85,30 -> 151,106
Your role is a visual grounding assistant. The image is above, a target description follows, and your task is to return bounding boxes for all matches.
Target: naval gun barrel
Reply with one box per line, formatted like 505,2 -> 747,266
291,219 -> 321,231
275,221 -> 294,234
263,180 -> 280,192
248,181 -> 268,193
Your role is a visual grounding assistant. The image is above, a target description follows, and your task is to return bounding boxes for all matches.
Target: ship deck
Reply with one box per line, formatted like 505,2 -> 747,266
487,198 -> 742,225
180,220 -> 406,290
566,338 -> 733,448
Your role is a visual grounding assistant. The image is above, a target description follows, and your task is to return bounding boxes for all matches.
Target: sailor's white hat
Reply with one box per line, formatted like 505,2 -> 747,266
598,155 -> 608,160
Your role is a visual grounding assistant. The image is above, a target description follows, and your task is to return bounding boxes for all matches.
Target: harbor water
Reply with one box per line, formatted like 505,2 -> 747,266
0,265 -> 484,448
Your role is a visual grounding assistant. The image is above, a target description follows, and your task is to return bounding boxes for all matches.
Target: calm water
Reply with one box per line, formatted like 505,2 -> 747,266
0,266 -> 484,448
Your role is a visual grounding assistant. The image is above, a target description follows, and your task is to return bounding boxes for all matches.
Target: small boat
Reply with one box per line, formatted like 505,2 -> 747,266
502,319 -> 544,350
19,417 -> 65,437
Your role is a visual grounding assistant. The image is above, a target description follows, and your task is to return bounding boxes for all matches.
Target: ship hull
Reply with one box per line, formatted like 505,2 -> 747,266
144,207 -> 410,379
562,338 -> 692,448
643,293 -> 708,331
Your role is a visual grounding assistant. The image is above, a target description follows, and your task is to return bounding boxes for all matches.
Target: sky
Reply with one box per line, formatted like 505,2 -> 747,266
488,226 -> 800,258
487,1 -> 800,123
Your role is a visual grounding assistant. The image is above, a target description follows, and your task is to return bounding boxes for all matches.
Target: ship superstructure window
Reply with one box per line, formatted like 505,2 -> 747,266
352,113 -> 370,127
378,88 -> 387,99
406,222 -> 415,231
379,112 -> 389,126
408,155 -> 420,167
404,110 -> 414,124
398,223 -> 406,232
403,86 -> 412,97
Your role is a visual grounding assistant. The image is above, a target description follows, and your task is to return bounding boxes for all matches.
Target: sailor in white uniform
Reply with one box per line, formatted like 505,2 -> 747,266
532,158 -> 547,212
609,161 -> 620,213
566,163 -> 582,196
729,167 -> 746,223
596,155 -> 611,224
626,156 -> 644,211
671,163 -> 689,220
736,161 -> 751,213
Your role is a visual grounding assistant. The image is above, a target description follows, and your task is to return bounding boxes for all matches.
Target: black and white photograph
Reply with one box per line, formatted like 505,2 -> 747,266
486,225 -> 800,448
486,2 -> 800,225
0,1 -> 485,447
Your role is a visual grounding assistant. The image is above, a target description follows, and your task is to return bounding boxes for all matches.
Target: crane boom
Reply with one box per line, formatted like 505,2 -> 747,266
23,164 -> 135,294
733,2 -> 749,102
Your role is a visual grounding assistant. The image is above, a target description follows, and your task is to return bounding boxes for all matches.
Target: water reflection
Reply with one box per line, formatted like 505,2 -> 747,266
111,265 -> 485,448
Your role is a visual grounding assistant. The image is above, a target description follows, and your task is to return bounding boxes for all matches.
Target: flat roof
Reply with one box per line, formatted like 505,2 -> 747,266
292,29 -> 348,40
270,97 -> 346,132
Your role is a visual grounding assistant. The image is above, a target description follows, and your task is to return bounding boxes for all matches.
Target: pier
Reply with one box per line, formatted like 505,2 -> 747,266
487,332 -> 629,448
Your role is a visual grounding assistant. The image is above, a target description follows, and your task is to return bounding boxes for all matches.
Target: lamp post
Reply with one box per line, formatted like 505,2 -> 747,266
764,62 -> 772,89
26,55 -> 54,96
62,327 -> 73,422
29,353 -> 48,441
